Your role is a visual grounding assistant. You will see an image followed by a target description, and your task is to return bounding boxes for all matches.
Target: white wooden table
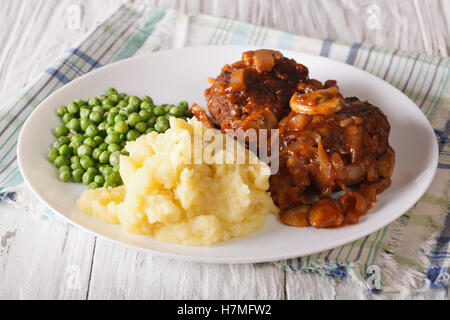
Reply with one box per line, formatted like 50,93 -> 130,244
0,0 -> 448,300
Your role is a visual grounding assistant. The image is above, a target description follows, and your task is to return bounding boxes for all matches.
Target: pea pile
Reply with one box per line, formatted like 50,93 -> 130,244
47,88 -> 192,189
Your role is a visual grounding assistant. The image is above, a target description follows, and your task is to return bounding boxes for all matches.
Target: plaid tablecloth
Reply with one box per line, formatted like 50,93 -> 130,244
0,4 -> 448,294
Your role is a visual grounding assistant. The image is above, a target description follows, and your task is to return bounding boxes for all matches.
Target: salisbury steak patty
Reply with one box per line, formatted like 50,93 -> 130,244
271,96 -> 393,214
204,49 -> 310,131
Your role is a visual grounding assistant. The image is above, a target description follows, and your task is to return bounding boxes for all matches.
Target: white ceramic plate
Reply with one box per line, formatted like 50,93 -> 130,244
17,46 -> 438,263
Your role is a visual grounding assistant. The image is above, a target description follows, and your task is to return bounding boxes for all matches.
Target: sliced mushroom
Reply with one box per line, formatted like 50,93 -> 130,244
290,86 -> 345,115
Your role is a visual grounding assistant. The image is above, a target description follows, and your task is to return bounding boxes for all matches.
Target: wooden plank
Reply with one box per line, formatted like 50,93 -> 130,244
0,203 -> 95,299
86,239 -> 285,299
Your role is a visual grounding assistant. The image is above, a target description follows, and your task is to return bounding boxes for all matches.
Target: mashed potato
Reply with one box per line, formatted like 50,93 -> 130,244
76,118 -> 278,246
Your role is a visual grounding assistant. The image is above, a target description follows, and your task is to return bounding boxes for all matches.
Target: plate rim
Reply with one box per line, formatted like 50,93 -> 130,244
17,45 -> 439,264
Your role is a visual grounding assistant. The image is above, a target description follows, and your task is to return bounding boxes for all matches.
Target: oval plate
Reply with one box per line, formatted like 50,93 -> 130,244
17,46 -> 438,263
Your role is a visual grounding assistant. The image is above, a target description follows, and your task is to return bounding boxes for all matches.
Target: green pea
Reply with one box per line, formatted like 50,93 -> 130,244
88,97 -> 100,106
153,106 -> 166,116
72,168 -> 84,182
67,101 -> 80,114
121,149 -> 129,156
78,145 -> 92,157
80,119 -> 92,132
109,151 -> 121,166
140,101 -> 152,110
59,170 -> 71,182
110,106 -> 120,114
107,171 -> 122,187
82,171 -> 95,185
85,124 -> 99,137
102,166 -> 114,177
107,112 -> 118,124
57,136 -> 70,145
89,111 -> 103,123
135,122 -> 147,133
147,116 -> 157,127
47,149 -> 59,162
59,165 -> 71,173
54,125 -> 69,137
139,109 -> 151,122
66,118 -> 81,132
114,114 -> 126,123
87,167 -> 99,175
118,100 -> 128,108
61,113 -> 73,124
53,140 -> 63,150
56,106 -> 68,117
54,156 -> 69,168
155,117 -> 169,133
71,162 -> 82,170
145,128 -> 156,134
74,99 -> 86,107
106,126 -> 115,135
126,130 -> 140,141
126,104 -> 139,114
108,143 -> 121,153
98,94 -> 108,101
80,156 -> 94,170
105,132 -> 120,144
79,108 -> 91,119
93,136 -> 103,145
94,175 -> 105,185
70,155 -> 80,164
106,87 -> 118,96
169,105 -> 185,117
98,122 -> 107,131
178,100 -> 189,109
83,137 -> 97,148
87,181 -> 99,189
59,144 -> 73,157
129,96 -> 141,106
114,121 -> 128,134
141,96 -> 153,104
69,140 -> 82,153
109,95 -> 119,105
71,134 -> 84,143
128,113 -> 141,126
99,151 -> 111,164
92,105 -> 104,114
92,148 -> 102,160
99,143 -> 108,151
164,104 -> 174,113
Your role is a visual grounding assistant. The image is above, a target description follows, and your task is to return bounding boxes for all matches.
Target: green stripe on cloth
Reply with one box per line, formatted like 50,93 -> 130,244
1,3 -> 449,292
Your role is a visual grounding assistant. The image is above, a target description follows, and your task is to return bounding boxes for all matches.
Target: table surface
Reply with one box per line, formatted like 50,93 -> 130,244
0,0 -> 448,300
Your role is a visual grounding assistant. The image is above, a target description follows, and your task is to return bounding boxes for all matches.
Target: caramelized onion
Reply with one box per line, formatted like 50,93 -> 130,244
190,103 -> 215,128
279,205 -> 311,227
230,69 -> 245,90
288,113 -> 311,131
309,198 -> 344,228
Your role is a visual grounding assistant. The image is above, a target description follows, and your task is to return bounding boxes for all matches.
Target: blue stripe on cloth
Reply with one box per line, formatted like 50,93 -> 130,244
45,68 -> 72,84
362,45 -> 376,70
319,39 -> 334,57
67,48 -> 103,68
427,267 -> 449,289
402,53 -> 421,92
345,42 -> 362,65
383,49 -> 399,80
